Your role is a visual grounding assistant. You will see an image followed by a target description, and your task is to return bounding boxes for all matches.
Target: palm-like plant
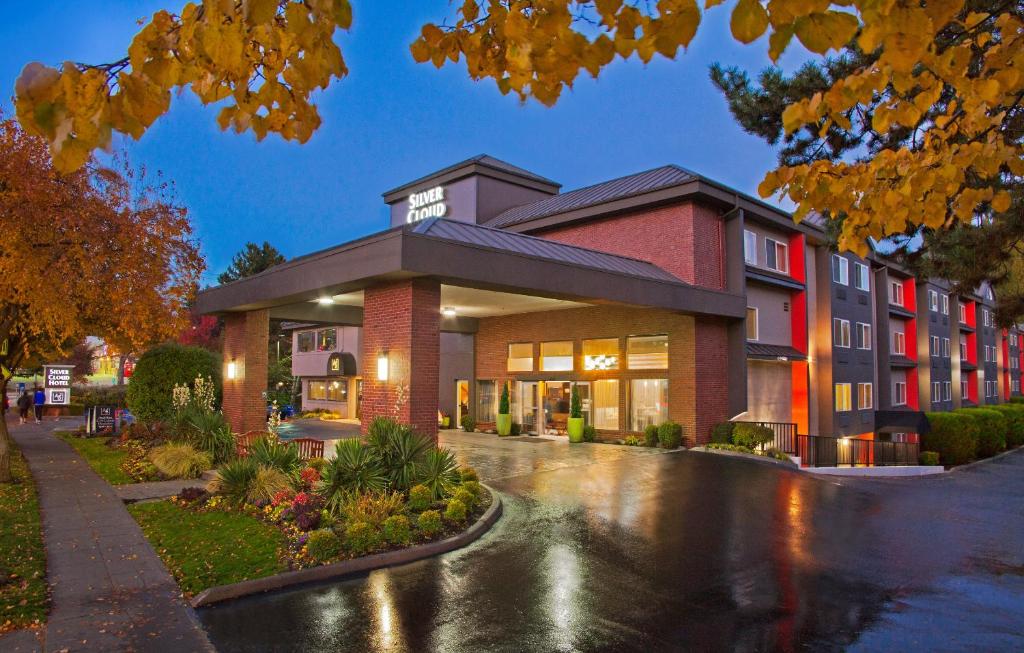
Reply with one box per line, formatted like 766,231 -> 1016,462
208,457 -> 260,505
249,436 -> 302,474
416,447 -> 461,500
318,440 -> 388,514
367,418 -> 432,491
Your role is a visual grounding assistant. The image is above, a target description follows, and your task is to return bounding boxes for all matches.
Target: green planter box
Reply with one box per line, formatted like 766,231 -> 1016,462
567,417 -> 585,443
496,414 -> 512,436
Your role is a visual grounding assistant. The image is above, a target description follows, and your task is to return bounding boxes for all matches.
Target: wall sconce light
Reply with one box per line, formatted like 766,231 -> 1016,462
442,306 -> 457,317
377,351 -> 389,382
226,359 -> 238,380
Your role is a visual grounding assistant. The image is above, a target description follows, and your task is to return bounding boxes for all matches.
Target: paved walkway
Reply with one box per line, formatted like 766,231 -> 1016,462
7,420 -> 213,652
114,472 -> 216,503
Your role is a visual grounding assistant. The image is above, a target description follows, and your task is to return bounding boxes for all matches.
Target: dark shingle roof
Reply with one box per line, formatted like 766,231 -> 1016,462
382,155 -> 560,198
746,343 -> 807,360
410,218 -> 684,284
485,165 -> 698,229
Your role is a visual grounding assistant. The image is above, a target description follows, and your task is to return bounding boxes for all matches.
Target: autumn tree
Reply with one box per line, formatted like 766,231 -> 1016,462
0,117 -> 203,482
217,241 -> 286,284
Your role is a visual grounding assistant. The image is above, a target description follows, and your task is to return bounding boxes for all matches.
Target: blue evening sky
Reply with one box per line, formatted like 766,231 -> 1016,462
2,2 -> 812,285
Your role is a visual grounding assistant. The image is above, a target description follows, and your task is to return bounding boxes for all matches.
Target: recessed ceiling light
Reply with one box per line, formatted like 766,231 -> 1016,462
442,306 -> 457,317
317,297 -> 335,305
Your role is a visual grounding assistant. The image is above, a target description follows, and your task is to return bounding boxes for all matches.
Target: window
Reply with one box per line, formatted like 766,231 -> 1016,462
835,383 -> 852,412
932,382 -> 941,403
297,331 -> 315,353
959,303 -> 967,323
960,336 -> 968,360
744,230 -> 757,265
931,335 -> 940,356
539,341 -> 574,371
854,262 -> 870,291
592,379 -> 619,430
833,319 -> 851,348
857,382 -> 873,410
476,380 -> 497,422
943,381 -> 952,402
928,290 -> 938,311
856,323 -> 872,350
832,255 -> 849,285
962,380 -> 969,400
507,343 -> 534,372
316,328 -> 337,352
627,335 -> 668,369
629,379 -> 668,431
746,307 -> 759,341
943,338 -> 951,357
894,381 -> 908,406
765,238 -> 789,273
941,294 -> 949,315
893,331 -> 906,355
984,310 -> 991,327
582,338 -> 619,370
308,379 -> 346,402
889,280 -> 904,306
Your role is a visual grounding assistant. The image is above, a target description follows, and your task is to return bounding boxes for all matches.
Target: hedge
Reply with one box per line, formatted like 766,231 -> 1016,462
923,412 -> 978,466
990,404 -> 1024,448
955,408 -> 1007,458
126,343 -> 222,424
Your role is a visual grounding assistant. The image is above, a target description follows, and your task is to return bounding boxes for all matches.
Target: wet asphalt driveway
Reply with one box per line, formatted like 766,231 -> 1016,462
198,434 -> 1024,652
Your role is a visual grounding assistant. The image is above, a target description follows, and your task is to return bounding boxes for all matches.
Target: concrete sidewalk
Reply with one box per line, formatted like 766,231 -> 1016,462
8,420 -> 213,652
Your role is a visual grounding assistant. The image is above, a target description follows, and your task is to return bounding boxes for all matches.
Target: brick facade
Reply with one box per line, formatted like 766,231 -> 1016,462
534,201 -> 725,289
222,309 -> 269,435
475,304 -> 729,445
361,279 -> 441,439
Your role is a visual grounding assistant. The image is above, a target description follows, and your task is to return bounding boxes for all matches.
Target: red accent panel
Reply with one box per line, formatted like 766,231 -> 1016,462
968,371 -> 978,403
964,300 -> 977,329
906,365 -> 919,410
791,361 -> 809,435
902,278 -> 917,313
905,316 -> 918,363
787,233 -> 806,284
966,331 -> 977,365
791,290 -> 807,355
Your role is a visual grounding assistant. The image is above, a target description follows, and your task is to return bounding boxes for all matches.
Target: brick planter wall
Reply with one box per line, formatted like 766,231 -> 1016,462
222,309 -> 270,435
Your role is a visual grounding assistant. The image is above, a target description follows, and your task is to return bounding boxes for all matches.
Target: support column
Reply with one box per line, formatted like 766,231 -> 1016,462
222,309 -> 269,435
361,279 -> 440,439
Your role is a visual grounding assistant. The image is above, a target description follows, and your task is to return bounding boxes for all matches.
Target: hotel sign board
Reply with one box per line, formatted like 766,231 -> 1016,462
406,186 -> 448,223
43,364 -> 73,405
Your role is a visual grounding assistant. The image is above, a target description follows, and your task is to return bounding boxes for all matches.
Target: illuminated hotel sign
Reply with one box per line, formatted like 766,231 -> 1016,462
406,186 -> 448,223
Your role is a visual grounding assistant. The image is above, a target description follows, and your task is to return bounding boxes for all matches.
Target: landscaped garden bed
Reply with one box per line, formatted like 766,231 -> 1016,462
0,443 -> 47,633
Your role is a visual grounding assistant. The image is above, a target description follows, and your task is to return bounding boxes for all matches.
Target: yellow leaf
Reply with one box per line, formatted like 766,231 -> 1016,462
730,0 -> 769,44
768,23 -> 793,61
243,0 -> 277,25
781,101 -> 806,133
991,191 -> 1011,213
793,11 -> 859,54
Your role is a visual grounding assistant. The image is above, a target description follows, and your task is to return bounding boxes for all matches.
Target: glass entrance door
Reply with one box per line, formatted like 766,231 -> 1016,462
455,380 -> 469,429
518,381 -> 539,434
542,381 -> 572,434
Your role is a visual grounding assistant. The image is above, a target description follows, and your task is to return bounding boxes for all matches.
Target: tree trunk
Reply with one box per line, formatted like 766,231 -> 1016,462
116,353 -> 128,386
0,378 -> 12,483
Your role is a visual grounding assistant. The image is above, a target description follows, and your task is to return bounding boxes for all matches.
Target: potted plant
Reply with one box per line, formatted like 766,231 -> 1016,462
439,410 -> 451,429
567,385 -> 584,443
496,383 -> 512,436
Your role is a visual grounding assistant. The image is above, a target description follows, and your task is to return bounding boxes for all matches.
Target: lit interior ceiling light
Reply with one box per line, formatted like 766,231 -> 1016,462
442,306 -> 457,317
584,355 -> 618,371
317,297 -> 335,305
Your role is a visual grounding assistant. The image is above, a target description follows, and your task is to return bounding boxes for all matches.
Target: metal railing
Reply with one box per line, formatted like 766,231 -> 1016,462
796,434 -> 919,468
734,421 -> 797,454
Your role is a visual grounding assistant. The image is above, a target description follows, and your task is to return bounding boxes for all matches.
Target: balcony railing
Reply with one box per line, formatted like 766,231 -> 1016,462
796,435 -> 920,468
734,421 -> 797,454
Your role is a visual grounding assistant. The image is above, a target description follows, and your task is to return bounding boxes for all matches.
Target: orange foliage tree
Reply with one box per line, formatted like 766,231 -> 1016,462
0,117 -> 203,482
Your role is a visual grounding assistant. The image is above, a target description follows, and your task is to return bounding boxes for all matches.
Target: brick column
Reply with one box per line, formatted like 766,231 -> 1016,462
361,279 -> 440,439
222,309 -> 269,435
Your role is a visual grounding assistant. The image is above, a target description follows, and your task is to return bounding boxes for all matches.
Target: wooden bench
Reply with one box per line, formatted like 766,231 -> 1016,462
475,421 -> 496,433
291,438 -> 325,460
235,431 -> 262,457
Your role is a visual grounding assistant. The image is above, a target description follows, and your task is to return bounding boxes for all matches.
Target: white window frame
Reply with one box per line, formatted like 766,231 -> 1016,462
962,380 -> 969,400
854,262 -> 870,291
943,381 -> 952,402
832,254 -> 849,286
932,381 -> 941,403
833,318 -> 851,348
928,290 -> 938,311
941,294 -> 949,315
746,307 -> 759,341
959,303 -> 967,323
743,230 -> 757,265
856,323 -> 872,350
893,331 -> 906,356
894,381 -> 908,406
943,338 -> 950,357
765,238 -> 789,274
835,383 -> 852,412
857,382 -> 873,410
890,281 -> 904,306
931,335 -> 940,355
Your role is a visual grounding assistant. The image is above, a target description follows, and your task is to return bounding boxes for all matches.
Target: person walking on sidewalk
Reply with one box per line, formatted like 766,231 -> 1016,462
33,386 -> 45,423
16,389 -> 31,424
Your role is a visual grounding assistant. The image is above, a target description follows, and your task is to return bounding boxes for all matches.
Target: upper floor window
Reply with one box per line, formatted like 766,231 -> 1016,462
960,336 -> 968,360
627,335 -> 668,369
856,323 -> 872,350
943,381 -> 952,402
854,262 -> 870,291
894,381 -> 908,406
746,307 -> 759,341
835,383 -> 852,412
832,255 -> 849,285
743,230 -> 757,265
983,309 -> 991,327
858,382 -> 873,410
316,328 -> 336,352
507,343 -> 534,372
297,331 -> 315,353
764,238 -> 789,274
833,318 -> 851,348
931,335 -> 940,356
943,338 -> 951,358
889,281 -> 904,306
928,290 -> 938,311
540,341 -> 574,371
892,331 -> 906,356
959,303 -> 967,323
582,338 -> 619,370
941,294 -> 949,315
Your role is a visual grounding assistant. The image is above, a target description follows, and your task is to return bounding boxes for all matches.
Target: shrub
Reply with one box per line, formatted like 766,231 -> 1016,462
209,457 -> 260,504
919,451 -> 941,466
249,436 -> 302,474
460,414 -> 476,432
366,418 -> 431,491
569,385 -> 582,419
417,447 -> 460,499
249,467 -> 293,504
710,422 -> 735,444
383,515 -> 412,546
306,529 -> 342,563
444,498 -> 467,523
510,422 -> 522,436
182,410 -> 235,465
149,443 -> 212,479
763,447 -> 792,463
923,412 -> 978,466
991,405 -> 1024,447
657,421 -> 683,449
452,487 -> 476,510
295,510 -> 321,532
732,423 -> 774,449
642,424 -> 659,447
407,484 -> 432,511
705,442 -> 755,454
417,510 -> 442,536
319,440 -> 387,514
126,343 -> 221,424
623,435 -> 642,446
342,491 -> 405,526
582,425 -> 597,442
957,409 -> 1006,458
306,457 -> 328,472
461,480 -> 482,499
459,467 -> 478,483
177,486 -> 209,504
344,521 -> 381,555
499,383 -> 510,415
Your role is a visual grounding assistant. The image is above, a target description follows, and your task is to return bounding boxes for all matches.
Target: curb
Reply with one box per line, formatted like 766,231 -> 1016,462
190,485 -> 503,608
689,446 -> 799,470
949,444 -> 1024,473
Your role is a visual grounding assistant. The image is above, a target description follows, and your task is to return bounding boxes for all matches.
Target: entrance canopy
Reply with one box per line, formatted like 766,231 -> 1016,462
196,218 -> 746,320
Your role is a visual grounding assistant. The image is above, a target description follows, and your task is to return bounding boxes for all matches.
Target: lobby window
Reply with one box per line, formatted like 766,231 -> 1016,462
540,341 -> 574,371
835,383 -> 852,412
765,238 -> 789,273
746,307 -> 759,341
592,379 -> 619,430
941,294 -> 949,315
928,290 -> 938,312
317,328 -> 337,352
743,230 -> 757,265
892,331 -> 906,356
833,318 -> 851,348
507,343 -> 533,372
854,262 -> 870,291
832,254 -> 849,285
297,331 -> 315,353
476,380 -> 497,422
890,281 -> 904,306
308,379 -> 346,402
629,379 -> 668,431
857,382 -> 873,410
627,335 -> 668,369
856,323 -> 872,350
894,382 -> 908,406
583,338 -> 619,371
